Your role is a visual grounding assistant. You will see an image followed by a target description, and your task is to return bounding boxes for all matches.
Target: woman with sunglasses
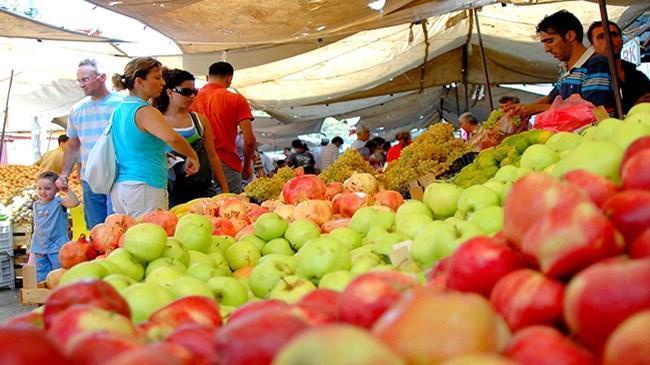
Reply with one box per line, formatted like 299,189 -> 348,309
109,57 -> 199,217
155,68 -> 229,206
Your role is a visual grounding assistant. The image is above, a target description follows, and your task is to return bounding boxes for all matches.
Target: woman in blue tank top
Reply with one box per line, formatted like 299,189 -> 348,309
154,68 -> 229,207
109,57 -> 200,217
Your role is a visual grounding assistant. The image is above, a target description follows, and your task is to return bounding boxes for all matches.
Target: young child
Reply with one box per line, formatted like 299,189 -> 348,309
32,171 -> 79,282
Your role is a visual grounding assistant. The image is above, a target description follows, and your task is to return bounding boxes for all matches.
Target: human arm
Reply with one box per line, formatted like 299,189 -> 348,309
136,106 -> 199,175
503,95 -> 552,118
198,114 -> 229,193
238,118 -> 256,180
59,184 -> 80,209
55,137 -> 81,190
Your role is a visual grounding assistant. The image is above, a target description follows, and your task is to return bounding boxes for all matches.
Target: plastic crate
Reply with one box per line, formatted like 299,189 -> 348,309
0,252 -> 15,290
0,220 -> 12,255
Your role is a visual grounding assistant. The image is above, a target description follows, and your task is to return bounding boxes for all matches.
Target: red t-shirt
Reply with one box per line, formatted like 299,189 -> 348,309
191,83 -> 253,172
386,144 -> 404,162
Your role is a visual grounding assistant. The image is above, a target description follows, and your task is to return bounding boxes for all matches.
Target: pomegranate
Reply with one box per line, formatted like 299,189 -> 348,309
211,217 -> 236,237
293,200 -> 333,226
90,223 -> 125,254
373,190 -> 405,212
325,182 -> 344,200
281,175 -> 327,204
219,197 -> 248,219
105,214 -> 136,230
141,210 -> 178,236
59,235 -> 98,269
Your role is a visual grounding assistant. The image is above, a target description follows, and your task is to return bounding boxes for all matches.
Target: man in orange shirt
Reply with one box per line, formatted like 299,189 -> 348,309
191,62 -> 256,193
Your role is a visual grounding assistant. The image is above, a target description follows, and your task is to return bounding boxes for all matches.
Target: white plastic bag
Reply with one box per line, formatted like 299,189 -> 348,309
82,122 -> 117,194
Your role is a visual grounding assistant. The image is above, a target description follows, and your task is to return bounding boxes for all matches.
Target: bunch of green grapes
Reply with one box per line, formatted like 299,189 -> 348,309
244,166 -> 295,201
482,109 -> 505,129
319,149 -> 375,183
379,123 -> 468,191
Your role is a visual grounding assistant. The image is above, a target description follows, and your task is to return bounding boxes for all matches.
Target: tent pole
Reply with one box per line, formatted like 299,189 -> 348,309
473,8 -> 494,111
0,69 -> 14,164
597,0 -> 624,118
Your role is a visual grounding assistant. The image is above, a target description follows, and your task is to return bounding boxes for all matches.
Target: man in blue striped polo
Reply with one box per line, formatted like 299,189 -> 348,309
55,59 -> 123,229
505,10 -> 615,118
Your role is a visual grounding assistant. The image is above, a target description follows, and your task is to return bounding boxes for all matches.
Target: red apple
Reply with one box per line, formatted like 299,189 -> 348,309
3,311 -> 44,329
621,150 -> 650,190
373,190 -> 404,212
490,269 -> 564,331
445,236 -> 528,297
603,310 -> 650,365
372,289 -> 511,364
146,296 -> 221,340
141,210 -> 178,236
325,182 -> 344,200
620,136 -> 650,175
564,257 -> 650,353
295,288 -> 341,325
44,279 -> 130,329
66,332 -> 141,365
564,169 -> 619,208
47,304 -> 137,352
211,217 -> 237,236
90,223 -> 126,254
338,271 -> 420,329
281,175 -> 327,204
603,190 -> 650,244
103,343 -> 193,365
227,299 -> 290,325
332,192 -> 371,218
629,229 -> 650,259
214,307 -> 311,365
320,218 -> 350,233
0,327 -> 68,365
503,173 -> 588,250
105,214 -> 136,230
165,325 -> 216,365
504,326 -> 597,365
521,200 -> 625,279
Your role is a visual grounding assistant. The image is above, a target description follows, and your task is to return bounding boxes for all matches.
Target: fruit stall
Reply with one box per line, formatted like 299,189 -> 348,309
1,102 -> 649,364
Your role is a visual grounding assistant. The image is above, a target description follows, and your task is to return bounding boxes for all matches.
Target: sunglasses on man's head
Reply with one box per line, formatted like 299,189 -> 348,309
172,87 -> 198,97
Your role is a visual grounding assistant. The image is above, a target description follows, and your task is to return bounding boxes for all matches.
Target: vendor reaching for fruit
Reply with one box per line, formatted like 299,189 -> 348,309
505,10 -> 615,118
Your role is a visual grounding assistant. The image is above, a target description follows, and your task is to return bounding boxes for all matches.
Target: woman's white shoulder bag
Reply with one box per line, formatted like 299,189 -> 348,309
82,116 -> 117,194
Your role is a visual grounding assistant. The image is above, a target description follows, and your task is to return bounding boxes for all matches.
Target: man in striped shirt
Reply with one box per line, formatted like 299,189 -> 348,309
55,59 -> 123,229
506,10 -> 615,117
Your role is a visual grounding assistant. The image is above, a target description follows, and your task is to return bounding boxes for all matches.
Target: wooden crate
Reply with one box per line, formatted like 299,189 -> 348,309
12,223 -> 32,250
19,265 -> 51,305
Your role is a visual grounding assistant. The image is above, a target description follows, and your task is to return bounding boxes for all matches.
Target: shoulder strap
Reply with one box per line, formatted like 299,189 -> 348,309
189,112 -> 203,137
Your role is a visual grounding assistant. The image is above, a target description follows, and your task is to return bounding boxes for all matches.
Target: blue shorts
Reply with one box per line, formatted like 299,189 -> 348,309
82,180 -> 113,229
35,253 -> 61,282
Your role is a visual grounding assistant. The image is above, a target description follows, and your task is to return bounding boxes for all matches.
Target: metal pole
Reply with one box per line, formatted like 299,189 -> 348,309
0,69 -> 14,163
474,9 -> 494,111
598,0 -> 624,118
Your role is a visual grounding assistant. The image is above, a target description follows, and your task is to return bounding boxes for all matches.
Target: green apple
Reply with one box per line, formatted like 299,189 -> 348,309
219,305 -> 237,322
269,275 -> 316,304
610,121 -> 650,150
169,276 -> 214,299
145,257 -> 186,276
482,181 -> 505,204
249,260 -> 294,299
261,238 -> 295,256
545,131 -> 583,152
59,261 -> 108,286
350,245 -> 374,259
395,213 -> 433,239
493,165 -> 518,183
319,270 -> 355,291
410,221 -> 458,269
627,103 -> 650,116
122,282 -> 176,324
423,183 -> 463,219
174,213 -> 212,253
209,235 -> 236,254
206,276 -> 249,306
372,232 -> 409,259
593,118 -> 622,141
254,213 -> 288,241
396,200 -> 433,220
185,262 -> 223,282
512,167 -> 532,182
520,144 -> 559,171
188,250 -> 216,268
225,240 -> 261,270
457,185 -> 500,216
374,210 -> 395,232
239,235 -> 266,251
453,220 -> 483,244
208,251 -> 232,276
296,237 -> 351,284
362,226 -> 389,246
123,223 -> 168,262
348,207 -> 376,235
95,259 -> 122,275
161,238 -> 190,266
107,248 -> 145,281
468,206 -> 504,235
258,254 -> 297,271
145,266 -> 185,289
103,274 -> 135,293
554,140 -> 623,182
351,252 -> 382,274
284,219 -> 321,251
328,227 -> 362,250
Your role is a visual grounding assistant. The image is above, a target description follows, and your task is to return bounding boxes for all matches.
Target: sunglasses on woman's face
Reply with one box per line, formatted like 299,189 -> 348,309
172,87 -> 199,97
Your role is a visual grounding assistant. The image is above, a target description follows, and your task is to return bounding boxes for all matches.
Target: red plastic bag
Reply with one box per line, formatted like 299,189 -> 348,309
534,94 -> 597,132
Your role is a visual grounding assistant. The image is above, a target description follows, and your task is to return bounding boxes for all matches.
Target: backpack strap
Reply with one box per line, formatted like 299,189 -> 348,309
189,112 -> 204,138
